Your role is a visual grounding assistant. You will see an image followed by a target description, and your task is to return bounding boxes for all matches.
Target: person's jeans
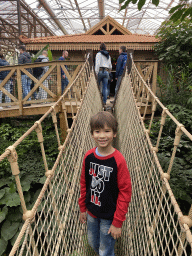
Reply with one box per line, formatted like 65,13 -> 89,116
61,77 -> 69,94
21,74 -> 31,101
98,71 -> 109,105
0,80 -> 11,103
115,75 -> 122,97
87,214 -> 116,256
107,80 -> 110,98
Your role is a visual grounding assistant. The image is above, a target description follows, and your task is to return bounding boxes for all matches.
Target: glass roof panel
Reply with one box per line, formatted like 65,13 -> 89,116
0,0 -> 185,38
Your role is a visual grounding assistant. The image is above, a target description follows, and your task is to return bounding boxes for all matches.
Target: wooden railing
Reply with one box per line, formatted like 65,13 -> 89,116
134,60 -> 158,97
0,60 -> 84,115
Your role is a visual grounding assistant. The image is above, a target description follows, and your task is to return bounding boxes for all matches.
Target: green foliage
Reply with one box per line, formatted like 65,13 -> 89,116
119,0 -> 192,22
155,19 -> 192,70
47,49 -> 53,62
0,116 -> 59,255
31,44 -> 50,63
148,104 -> 192,214
155,18 -> 192,110
1,220 -> 20,241
0,238 -> 7,256
157,65 -> 192,109
0,206 -> 8,224
169,3 -> 192,22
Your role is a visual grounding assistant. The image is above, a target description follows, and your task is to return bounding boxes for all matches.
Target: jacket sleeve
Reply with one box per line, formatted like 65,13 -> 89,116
109,56 -> 112,71
112,157 -> 132,228
115,55 -> 123,78
42,58 -> 49,73
59,57 -> 65,76
18,54 -> 24,65
78,156 -> 87,213
95,53 -> 100,75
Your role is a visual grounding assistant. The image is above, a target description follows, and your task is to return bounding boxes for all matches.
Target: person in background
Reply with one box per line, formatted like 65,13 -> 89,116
18,45 -> 32,105
0,52 -> 11,109
37,50 -> 50,100
59,50 -> 69,94
95,43 -> 112,108
107,72 -> 113,99
111,46 -> 127,103
79,111 -> 132,256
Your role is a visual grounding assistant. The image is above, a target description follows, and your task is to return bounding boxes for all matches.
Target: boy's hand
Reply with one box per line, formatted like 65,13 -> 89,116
108,224 -> 121,239
80,212 -> 87,224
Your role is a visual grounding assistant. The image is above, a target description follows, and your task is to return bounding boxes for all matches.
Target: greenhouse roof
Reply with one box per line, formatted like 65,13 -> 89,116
0,0 -> 187,52
24,0 -> 182,36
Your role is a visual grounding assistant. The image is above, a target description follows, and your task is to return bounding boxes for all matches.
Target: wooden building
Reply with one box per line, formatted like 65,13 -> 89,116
20,16 -> 159,59
20,16 -> 159,94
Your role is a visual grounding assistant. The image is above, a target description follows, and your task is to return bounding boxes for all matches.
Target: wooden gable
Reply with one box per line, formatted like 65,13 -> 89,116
86,16 -> 132,36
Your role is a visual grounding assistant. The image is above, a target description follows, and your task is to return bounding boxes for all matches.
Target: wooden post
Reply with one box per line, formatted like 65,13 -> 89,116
59,100 -> 69,143
57,63 -> 66,142
127,49 -> 134,75
17,0 -> 22,44
152,62 -> 158,96
86,49 -> 93,69
17,68 -> 23,116
57,63 -> 62,100
59,112 -> 67,143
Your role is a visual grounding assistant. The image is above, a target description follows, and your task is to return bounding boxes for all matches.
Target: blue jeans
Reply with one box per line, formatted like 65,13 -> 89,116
61,77 -> 69,94
107,80 -> 110,98
87,214 -> 116,256
21,74 -> 31,100
98,71 -> 109,105
0,80 -> 11,103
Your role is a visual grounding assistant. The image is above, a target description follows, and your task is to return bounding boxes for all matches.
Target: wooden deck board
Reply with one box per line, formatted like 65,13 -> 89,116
0,101 -> 81,118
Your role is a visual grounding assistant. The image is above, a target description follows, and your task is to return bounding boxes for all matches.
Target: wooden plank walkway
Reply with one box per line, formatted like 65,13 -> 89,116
0,101 -> 81,118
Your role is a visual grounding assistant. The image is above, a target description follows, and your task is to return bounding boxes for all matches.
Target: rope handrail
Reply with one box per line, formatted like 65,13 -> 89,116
132,60 -> 192,141
0,54 -> 191,255
0,54 -> 90,162
7,54 -> 102,256
114,63 -> 192,255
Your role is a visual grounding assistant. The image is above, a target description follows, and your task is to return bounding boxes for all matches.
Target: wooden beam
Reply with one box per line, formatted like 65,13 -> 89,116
122,7 -> 128,26
74,0 -> 87,32
17,0 -> 22,43
97,0 -> 105,20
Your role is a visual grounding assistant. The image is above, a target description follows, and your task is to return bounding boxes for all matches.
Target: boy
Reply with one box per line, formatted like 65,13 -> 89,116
79,111 -> 132,256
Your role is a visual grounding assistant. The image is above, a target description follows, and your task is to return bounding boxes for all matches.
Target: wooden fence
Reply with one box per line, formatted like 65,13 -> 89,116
0,60 -> 84,115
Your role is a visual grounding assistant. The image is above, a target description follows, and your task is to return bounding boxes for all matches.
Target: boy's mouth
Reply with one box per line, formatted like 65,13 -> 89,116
98,140 -> 107,143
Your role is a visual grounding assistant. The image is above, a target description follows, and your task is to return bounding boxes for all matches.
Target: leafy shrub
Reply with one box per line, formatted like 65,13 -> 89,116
149,104 -> 192,214
0,116 -> 59,255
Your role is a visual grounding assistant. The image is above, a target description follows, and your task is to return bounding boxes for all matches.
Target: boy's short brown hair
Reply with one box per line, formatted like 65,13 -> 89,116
90,111 -> 118,134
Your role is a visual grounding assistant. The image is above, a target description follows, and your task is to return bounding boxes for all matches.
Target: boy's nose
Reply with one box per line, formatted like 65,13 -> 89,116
99,132 -> 105,138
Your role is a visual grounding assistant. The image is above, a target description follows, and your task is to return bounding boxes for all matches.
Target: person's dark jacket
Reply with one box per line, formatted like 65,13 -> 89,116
116,52 -> 127,78
0,59 -> 10,80
100,50 -> 110,59
59,56 -> 68,77
18,52 -> 32,75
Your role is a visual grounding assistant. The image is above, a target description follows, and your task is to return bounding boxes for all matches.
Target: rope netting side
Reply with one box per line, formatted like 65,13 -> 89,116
114,70 -> 192,256
8,71 -> 102,256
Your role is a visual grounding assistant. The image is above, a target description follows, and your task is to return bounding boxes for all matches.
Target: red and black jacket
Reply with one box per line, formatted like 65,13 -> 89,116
79,148 -> 132,228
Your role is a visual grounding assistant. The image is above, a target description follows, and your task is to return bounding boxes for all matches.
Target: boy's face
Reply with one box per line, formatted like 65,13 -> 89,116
92,124 -> 116,150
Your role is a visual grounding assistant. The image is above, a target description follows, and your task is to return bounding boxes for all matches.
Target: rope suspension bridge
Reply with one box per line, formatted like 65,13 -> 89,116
0,54 -> 192,256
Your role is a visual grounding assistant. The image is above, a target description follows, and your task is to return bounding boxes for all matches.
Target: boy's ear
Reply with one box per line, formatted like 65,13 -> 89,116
113,133 -> 117,138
